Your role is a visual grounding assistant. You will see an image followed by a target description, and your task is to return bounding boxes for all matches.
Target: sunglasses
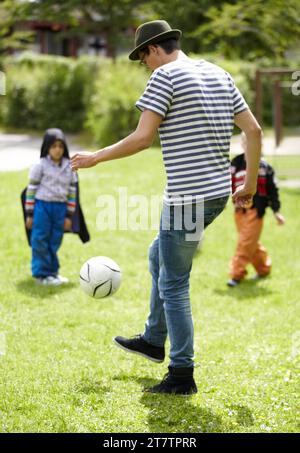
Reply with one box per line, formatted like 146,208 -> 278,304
139,51 -> 147,66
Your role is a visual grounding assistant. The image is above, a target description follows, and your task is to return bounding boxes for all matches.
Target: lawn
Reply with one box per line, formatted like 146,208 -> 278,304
0,148 -> 299,433
268,155 -> 300,179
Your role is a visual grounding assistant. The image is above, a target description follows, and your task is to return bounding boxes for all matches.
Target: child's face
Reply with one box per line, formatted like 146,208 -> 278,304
49,140 -> 64,162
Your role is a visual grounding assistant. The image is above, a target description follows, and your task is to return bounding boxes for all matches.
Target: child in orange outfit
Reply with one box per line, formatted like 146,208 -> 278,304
228,134 -> 285,287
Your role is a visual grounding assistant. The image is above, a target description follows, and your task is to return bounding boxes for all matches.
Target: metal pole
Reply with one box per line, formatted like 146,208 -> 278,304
274,79 -> 282,148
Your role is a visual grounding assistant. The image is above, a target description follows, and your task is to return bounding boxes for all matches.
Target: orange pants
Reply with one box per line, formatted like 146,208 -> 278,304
230,208 -> 271,280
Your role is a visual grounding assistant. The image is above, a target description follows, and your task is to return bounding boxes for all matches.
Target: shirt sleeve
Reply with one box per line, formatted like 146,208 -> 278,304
66,171 -> 77,219
25,162 -> 43,217
136,68 -> 173,118
226,73 -> 249,115
266,164 -> 281,213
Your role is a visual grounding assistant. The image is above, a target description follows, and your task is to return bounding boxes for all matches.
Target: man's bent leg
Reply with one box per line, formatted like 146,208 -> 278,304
146,197 -> 228,394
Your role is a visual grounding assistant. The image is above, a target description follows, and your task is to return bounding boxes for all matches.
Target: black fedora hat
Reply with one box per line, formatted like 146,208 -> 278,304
129,20 -> 182,61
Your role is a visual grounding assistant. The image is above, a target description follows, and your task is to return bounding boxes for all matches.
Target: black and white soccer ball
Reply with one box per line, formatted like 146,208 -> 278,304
79,256 -> 121,298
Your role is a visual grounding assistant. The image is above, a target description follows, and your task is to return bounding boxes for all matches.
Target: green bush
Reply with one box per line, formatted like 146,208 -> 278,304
85,59 -> 148,146
2,65 -> 37,128
1,53 -> 148,140
191,53 -> 300,128
1,52 -> 299,138
1,53 -> 104,132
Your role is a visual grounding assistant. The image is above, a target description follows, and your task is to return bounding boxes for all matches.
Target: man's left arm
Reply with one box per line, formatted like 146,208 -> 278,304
71,110 -> 162,171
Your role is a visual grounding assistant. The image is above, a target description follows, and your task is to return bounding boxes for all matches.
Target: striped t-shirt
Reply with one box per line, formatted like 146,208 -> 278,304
136,58 -> 249,205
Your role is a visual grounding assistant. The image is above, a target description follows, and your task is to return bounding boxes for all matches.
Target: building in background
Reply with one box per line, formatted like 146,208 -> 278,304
13,18 -> 110,57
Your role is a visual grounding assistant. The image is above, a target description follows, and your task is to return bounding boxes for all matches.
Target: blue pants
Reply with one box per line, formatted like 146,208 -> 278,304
142,196 -> 228,368
31,199 -> 66,278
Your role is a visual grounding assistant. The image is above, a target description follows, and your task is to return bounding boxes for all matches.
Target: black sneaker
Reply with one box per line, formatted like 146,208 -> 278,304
146,366 -> 198,396
113,335 -> 165,363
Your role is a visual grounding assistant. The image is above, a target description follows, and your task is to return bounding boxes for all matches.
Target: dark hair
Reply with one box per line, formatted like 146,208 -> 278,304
157,37 -> 180,54
141,37 -> 180,56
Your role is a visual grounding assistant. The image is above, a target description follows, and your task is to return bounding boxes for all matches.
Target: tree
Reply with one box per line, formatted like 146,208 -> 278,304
147,0 -> 237,54
27,0 -> 151,58
0,0 -> 34,62
27,0 -> 237,57
2,0 -> 299,62
191,0 -> 300,61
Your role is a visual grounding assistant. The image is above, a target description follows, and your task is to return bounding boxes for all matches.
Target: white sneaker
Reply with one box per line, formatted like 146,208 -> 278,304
41,276 -> 62,286
55,275 -> 69,284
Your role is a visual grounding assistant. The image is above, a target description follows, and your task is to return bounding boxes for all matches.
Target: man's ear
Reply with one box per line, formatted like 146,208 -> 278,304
148,44 -> 158,55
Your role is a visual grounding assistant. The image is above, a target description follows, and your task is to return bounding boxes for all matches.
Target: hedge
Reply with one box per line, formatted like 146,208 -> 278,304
1,53 -> 105,133
0,52 -> 299,145
85,58 -> 148,146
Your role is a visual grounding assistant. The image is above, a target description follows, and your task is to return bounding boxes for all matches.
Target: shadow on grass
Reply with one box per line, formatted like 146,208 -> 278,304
16,278 -> 76,299
227,404 -> 254,427
113,374 -> 229,432
140,390 -> 223,432
214,279 -> 274,300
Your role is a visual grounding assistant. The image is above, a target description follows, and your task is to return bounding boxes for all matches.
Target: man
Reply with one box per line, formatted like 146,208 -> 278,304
71,20 -> 262,395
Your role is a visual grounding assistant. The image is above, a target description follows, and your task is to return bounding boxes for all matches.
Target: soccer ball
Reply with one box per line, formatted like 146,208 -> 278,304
79,256 -> 121,298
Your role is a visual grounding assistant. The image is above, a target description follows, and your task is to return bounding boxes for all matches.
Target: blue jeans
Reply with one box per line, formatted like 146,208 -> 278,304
31,199 -> 66,278
142,196 -> 228,368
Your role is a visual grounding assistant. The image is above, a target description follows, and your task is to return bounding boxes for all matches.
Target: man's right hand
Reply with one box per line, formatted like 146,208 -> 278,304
26,217 -> 33,229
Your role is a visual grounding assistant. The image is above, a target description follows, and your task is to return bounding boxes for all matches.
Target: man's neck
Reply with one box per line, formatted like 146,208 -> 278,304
162,50 -> 190,65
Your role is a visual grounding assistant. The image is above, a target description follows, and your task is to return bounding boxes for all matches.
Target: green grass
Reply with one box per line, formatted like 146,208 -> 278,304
0,148 -> 299,433
266,155 -> 300,179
